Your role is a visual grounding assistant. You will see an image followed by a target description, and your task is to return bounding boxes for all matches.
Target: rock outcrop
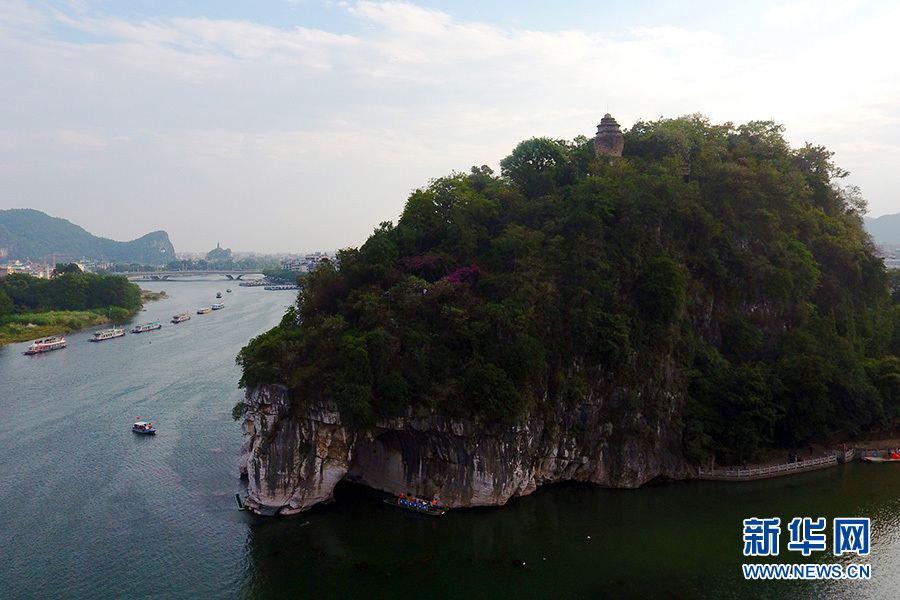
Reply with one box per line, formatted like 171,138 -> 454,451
239,360 -> 692,516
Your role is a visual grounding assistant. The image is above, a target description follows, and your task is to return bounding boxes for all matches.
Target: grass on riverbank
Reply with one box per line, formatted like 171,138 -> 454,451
0,310 -> 119,346
0,289 -> 170,346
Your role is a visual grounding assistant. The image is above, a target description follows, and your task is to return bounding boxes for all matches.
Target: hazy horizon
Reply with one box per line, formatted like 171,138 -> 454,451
2,1 -> 899,253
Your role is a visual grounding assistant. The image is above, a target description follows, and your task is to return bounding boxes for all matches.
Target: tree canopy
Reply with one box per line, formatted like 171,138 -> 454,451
237,114 -> 900,464
0,270 -> 142,319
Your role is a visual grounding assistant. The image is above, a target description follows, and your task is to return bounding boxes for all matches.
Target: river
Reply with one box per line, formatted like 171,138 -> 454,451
1,277 -> 899,599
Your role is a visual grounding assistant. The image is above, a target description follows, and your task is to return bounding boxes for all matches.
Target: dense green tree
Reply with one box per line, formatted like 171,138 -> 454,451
51,262 -> 83,277
0,287 -> 14,321
0,271 -> 141,315
500,138 -> 573,198
238,114 -> 896,464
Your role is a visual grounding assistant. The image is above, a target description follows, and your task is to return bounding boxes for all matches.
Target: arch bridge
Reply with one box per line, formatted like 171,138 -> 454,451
121,270 -> 264,281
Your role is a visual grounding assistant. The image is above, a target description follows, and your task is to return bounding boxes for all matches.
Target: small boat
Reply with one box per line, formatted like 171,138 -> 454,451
23,335 -> 67,355
171,313 -> 191,324
862,454 -> 900,462
131,321 -> 162,333
216,292 -> 222,298
211,302 -> 225,310
132,420 -> 156,435
264,285 -> 300,291
89,327 -> 125,342
383,495 -> 447,516
226,288 -> 232,293
197,307 -> 212,314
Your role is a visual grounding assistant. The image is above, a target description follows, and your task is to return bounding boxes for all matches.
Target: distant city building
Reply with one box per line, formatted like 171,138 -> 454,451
593,113 -> 624,157
1,260 -> 50,278
280,252 -> 331,273
873,244 -> 900,269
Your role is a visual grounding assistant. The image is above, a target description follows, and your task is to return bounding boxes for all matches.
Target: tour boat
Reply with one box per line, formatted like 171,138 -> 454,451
264,285 -> 300,291
383,495 -> 447,516
132,420 -> 156,435
862,454 -> 900,462
197,307 -> 212,314
131,321 -> 162,333
211,302 -> 225,310
171,313 -> 191,323
23,335 -> 67,355
89,327 -> 125,342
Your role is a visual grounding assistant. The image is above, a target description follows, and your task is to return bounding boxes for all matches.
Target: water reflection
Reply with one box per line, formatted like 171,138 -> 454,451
242,464 -> 900,600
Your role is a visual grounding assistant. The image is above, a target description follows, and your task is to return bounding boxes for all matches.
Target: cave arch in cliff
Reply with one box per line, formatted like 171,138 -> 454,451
347,430 -> 468,497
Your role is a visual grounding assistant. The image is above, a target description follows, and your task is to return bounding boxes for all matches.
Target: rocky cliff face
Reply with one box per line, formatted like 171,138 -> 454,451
239,360 -> 692,516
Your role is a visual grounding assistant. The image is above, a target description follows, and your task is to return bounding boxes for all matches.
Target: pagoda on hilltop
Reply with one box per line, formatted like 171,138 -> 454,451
593,113 -> 624,157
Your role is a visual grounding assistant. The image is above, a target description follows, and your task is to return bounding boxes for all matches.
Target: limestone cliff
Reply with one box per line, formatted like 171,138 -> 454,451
235,116 -> 893,516
239,365 -> 691,516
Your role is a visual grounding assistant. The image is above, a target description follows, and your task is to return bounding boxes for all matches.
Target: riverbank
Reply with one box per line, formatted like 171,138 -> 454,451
0,311 -> 116,346
0,289 -> 168,346
698,435 -> 900,481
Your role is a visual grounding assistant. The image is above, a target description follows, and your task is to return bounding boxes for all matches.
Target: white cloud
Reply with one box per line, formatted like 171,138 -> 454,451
763,0 -> 869,28
1,0 -> 899,251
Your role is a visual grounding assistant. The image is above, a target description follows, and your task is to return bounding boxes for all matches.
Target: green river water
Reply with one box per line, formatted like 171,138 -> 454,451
1,278 -> 898,599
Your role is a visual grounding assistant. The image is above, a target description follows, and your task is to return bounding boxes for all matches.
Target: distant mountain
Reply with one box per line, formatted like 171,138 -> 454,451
0,209 -> 175,265
864,213 -> 900,245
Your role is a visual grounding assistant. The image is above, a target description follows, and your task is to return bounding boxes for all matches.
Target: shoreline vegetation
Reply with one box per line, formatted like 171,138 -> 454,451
0,289 -> 167,347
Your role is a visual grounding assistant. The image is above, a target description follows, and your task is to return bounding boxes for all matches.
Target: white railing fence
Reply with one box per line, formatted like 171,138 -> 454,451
697,452 -> 843,478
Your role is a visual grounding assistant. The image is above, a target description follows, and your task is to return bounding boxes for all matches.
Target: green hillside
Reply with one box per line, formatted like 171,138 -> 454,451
0,209 -> 175,265
865,213 -> 900,245
237,115 -> 900,465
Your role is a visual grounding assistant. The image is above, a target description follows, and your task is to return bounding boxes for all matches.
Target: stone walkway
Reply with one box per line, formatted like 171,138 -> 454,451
696,448 -> 856,481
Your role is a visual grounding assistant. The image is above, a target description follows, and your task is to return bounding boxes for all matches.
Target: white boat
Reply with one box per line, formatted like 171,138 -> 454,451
23,335 -> 67,355
171,313 -> 191,323
861,455 -> 900,463
211,302 -> 225,310
89,327 -> 125,342
132,420 -> 156,435
216,292 -> 222,298
197,307 -> 212,314
264,285 -> 300,291
131,321 -> 162,333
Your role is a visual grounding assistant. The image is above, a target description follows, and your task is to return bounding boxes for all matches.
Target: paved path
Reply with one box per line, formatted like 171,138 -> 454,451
696,449 -> 855,481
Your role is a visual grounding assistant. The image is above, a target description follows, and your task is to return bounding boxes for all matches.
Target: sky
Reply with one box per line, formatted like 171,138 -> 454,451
1,0 -> 898,254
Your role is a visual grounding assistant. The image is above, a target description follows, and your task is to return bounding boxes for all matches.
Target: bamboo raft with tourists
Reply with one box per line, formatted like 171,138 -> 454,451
384,493 -> 447,516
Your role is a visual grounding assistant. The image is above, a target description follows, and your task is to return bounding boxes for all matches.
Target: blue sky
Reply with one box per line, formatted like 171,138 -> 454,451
1,0 -> 897,253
